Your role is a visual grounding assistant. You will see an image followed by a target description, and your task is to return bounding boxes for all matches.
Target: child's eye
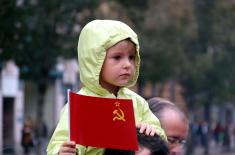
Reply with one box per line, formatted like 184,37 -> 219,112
129,55 -> 135,60
113,56 -> 121,60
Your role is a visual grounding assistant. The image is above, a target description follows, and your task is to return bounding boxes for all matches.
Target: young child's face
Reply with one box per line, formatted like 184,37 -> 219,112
100,39 -> 136,94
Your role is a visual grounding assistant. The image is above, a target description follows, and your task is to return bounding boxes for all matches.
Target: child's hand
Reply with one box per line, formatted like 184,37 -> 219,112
136,122 -> 158,136
59,141 -> 76,155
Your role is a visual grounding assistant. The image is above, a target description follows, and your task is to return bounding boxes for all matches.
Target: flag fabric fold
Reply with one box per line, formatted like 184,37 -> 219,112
69,91 -> 138,150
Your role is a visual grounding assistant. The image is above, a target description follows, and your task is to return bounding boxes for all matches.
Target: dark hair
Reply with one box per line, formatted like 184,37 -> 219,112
137,129 -> 169,155
104,129 -> 169,155
103,148 -> 134,155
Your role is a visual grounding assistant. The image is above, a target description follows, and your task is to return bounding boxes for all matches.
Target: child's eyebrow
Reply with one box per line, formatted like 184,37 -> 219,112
109,51 -> 123,55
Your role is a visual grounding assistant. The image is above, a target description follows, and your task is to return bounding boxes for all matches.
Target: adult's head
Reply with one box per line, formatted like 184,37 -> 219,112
136,129 -> 169,155
104,128 -> 169,155
148,97 -> 189,155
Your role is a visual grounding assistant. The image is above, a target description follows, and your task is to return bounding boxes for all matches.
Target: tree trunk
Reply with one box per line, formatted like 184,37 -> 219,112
36,82 -> 47,155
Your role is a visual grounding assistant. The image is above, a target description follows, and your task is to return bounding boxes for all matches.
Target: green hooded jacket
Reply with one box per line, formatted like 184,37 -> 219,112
47,20 -> 166,155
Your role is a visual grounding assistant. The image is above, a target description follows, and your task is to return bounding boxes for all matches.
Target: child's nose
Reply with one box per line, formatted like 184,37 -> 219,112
123,59 -> 132,68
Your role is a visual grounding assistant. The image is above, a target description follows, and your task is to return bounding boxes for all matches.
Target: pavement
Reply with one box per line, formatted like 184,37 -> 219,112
191,142 -> 234,155
3,140 -> 234,155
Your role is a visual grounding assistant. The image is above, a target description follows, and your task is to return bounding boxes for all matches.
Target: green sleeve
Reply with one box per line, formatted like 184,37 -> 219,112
140,99 -> 167,141
46,104 -> 69,154
46,104 -> 105,155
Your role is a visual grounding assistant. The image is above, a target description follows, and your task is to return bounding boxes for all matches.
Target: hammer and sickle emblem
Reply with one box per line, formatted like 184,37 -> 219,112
113,102 -> 126,122
113,108 -> 126,122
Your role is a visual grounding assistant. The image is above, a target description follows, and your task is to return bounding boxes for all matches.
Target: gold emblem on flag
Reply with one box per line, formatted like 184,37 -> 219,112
113,102 -> 126,122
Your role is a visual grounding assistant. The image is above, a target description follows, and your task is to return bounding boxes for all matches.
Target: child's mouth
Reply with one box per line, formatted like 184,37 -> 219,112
120,73 -> 130,77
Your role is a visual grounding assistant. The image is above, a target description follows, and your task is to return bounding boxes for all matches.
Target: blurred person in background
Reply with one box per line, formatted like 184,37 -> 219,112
213,121 -> 223,146
222,122 -> 233,152
232,123 -> 235,151
21,117 -> 35,155
147,97 -> 189,155
35,119 -> 48,155
197,120 -> 209,155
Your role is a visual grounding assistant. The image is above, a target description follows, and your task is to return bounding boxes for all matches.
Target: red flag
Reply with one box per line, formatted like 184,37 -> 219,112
69,91 -> 138,150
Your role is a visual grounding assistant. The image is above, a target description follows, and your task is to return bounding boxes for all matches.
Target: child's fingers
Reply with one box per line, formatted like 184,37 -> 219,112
60,147 -> 76,154
145,124 -> 150,135
149,128 -> 156,136
145,124 -> 155,136
59,147 -> 76,155
137,122 -> 157,136
138,123 -> 147,134
59,141 -> 76,155
154,129 -> 161,136
62,141 -> 76,148
136,122 -> 141,128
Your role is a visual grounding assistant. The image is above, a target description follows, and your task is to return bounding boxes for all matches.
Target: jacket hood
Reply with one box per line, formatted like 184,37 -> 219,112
77,20 -> 140,95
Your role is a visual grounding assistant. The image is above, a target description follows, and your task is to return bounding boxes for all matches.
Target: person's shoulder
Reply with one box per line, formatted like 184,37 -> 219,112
77,87 -> 96,97
122,88 -> 146,102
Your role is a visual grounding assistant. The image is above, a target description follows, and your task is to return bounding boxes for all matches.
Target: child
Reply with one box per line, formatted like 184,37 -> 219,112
47,20 -> 166,155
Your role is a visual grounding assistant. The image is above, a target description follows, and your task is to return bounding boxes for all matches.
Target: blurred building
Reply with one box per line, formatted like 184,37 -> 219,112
0,59 -> 80,155
22,58 -> 80,136
141,80 -> 188,114
0,60 -> 24,154
140,80 -> 235,125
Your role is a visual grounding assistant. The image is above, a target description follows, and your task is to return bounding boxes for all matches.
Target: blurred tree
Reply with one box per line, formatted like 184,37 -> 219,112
126,0 -> 196,93
1,0 -> 99,154
180,0 -> 235,123
180,0 -> 216,122
1,0 -> 235,125
0,0 -> 18,61
0,0 -> 99,113
211,1 -> 235,102
117,0 -> 235,110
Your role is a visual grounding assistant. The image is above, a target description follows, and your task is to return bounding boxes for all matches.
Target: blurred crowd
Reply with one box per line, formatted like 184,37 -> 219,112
18,113 -> 235,155
186,120 -> 235,155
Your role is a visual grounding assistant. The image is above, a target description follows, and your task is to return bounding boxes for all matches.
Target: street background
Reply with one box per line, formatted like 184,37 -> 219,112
1,0 -> 235,155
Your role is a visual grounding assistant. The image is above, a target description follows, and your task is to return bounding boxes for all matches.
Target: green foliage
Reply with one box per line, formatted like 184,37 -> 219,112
1,0 -> 235,106
0,0 -> 98,81
179,0 -> 235,105
116,0 -> 148,9
0,0 -> 18,60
